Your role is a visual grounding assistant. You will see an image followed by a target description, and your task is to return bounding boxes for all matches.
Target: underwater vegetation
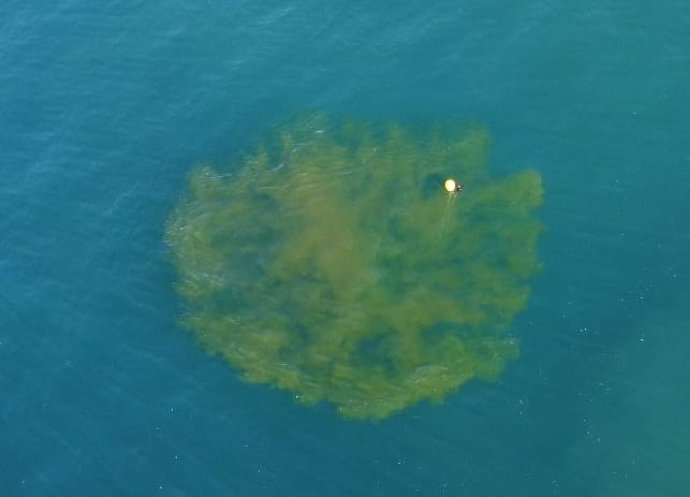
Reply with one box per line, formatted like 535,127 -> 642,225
166,114 -> 543,420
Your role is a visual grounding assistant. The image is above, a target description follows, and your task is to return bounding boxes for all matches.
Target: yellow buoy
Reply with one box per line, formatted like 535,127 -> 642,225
444,178 -> 458,193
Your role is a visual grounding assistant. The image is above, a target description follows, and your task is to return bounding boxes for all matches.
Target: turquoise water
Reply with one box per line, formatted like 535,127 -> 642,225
1,1 -> 688,496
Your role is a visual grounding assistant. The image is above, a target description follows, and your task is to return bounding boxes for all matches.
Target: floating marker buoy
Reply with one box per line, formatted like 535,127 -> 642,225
444,178 -> 463,193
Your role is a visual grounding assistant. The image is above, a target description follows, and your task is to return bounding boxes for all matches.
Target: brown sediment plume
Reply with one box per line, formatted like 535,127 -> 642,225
166,114 -> 544,420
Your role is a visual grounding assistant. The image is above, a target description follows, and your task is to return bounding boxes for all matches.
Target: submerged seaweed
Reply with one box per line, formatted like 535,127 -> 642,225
166,114 -> 543,420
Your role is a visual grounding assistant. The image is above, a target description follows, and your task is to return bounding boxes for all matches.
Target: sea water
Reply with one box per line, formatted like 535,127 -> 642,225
1,1 -> 689,496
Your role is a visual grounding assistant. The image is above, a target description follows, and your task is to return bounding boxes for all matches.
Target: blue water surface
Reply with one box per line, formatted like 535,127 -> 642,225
1,1 -> 689,496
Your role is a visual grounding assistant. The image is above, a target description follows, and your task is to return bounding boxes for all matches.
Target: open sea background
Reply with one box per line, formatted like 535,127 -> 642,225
1,1 -> 689,496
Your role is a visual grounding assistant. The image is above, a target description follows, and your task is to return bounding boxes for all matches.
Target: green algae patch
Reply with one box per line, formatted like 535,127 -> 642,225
166,115 -> 543,420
